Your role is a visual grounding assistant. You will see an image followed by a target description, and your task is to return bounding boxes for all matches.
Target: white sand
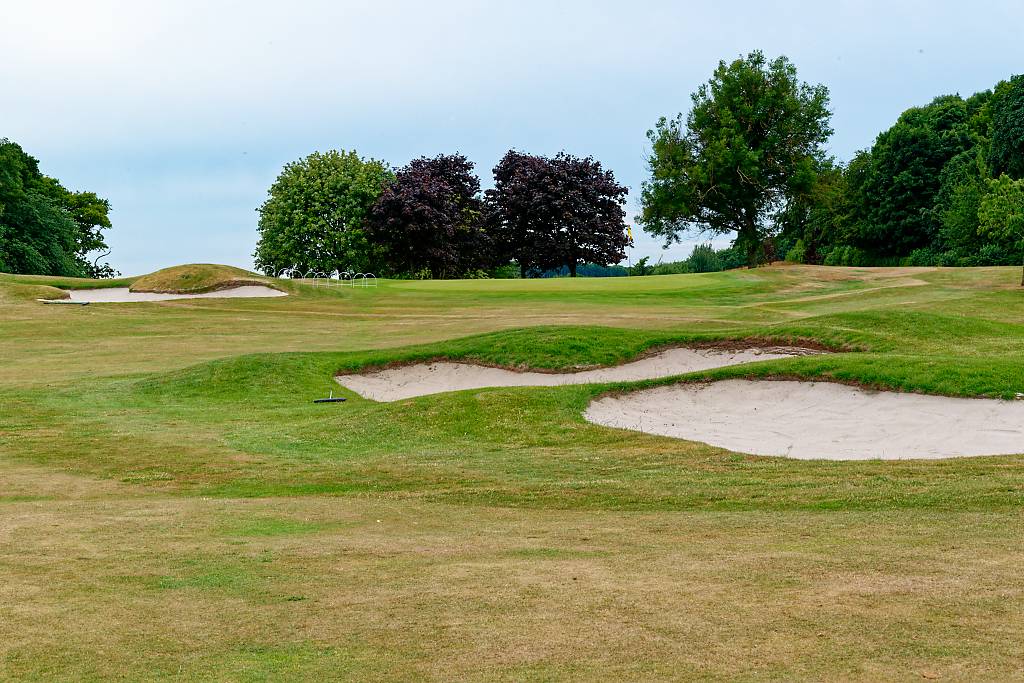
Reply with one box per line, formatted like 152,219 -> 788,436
335,347 -> 818,401
584,379 -> 1024,460
62,286 -> 287,302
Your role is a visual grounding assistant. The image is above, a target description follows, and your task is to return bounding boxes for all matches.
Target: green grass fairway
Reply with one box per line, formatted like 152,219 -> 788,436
2,264 -> 1024,680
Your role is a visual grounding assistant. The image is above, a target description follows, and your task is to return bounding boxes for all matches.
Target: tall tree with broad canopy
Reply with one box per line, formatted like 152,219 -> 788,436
0,138 -> 115,277
254,150 -> 394,276
989,75 -> 1024,180
846,94 -> 980,256
367,154 -> 492,278
487,150 -> 629,277
978,174 -> 1024,285
640,51 -> 832,267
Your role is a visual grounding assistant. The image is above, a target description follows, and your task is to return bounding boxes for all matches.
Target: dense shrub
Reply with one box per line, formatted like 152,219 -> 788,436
785,239 -> 807,263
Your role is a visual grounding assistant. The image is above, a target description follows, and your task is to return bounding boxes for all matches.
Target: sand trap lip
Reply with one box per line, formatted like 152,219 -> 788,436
59,286 -> 287,302
585,379 -> 1024,460
335,347 -> 820,401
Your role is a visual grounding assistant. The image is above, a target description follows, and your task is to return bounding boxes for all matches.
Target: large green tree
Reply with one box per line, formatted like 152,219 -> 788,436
978,174 -> 1024,285
989,75 -> 1024,179
846,95 -> 979,256
640,50 -> 832,266
0,138 -> 114,277
254,150 -> 393,275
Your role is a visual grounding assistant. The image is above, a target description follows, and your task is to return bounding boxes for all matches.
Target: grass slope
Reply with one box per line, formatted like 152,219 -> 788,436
2,264 -> 1024,680
129,263 -> 279,293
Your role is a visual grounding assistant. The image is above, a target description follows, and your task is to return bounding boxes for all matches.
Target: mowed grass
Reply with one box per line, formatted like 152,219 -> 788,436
2,264 -> 1024,681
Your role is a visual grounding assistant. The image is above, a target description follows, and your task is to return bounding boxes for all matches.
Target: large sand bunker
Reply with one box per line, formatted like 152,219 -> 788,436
585,379 -> 1024,460
61,286 -> 286,302
336,347 -> 819,401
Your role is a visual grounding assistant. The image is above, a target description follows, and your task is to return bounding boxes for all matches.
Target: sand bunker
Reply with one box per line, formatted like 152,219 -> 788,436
61,286 -> 287,302
336,347 -> 818,401
585,379 -> 1024,460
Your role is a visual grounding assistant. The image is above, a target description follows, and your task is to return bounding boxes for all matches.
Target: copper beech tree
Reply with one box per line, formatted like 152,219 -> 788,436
486,151 -> 630,277
367,154 -> 495,279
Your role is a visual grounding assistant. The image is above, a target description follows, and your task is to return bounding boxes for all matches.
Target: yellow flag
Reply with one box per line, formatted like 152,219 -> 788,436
626,225 -> 633,240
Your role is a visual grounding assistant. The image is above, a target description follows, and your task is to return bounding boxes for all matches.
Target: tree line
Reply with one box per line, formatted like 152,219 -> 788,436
0,139 -> 116,277
777,75 -> 1024,276
5,52 -> 1019,282
640,51 -> 1023,283
253,150 -> 630,278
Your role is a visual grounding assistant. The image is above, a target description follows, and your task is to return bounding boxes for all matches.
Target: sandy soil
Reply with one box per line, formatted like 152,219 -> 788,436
62,286 -> 287,302
335,347 -> 817,401
585,379 -> 1024,460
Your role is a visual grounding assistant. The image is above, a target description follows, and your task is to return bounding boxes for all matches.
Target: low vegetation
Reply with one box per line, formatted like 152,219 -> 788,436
2,264 -> 1023,679
129,263 -> 278,294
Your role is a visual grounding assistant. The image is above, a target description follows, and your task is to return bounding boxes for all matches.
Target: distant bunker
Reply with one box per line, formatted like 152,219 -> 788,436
61,286 -> 287,302
335,346 -> 820,401
585,379 -> 1024,460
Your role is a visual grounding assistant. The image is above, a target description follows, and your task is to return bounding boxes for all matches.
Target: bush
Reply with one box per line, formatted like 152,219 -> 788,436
905,247 -> 940,267
785,239 -> 807,263
491,263 -> 521,279
977,242 -> 1019,266
822,245 -> 871,266
651,260 -> 690,275
687,243 -> 723,273
717,244 -> 748,270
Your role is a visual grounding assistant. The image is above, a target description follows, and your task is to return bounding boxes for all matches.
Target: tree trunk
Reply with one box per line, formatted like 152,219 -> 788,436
520,262 -> 526,279
569,260 -> 577,277
743,213 -> 759,268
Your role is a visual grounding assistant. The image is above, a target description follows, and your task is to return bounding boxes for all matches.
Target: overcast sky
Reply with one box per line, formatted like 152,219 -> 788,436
4,0 -> 1023,275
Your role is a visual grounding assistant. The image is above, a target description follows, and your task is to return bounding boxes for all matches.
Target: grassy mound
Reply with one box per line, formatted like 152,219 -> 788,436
129,263 -> 277,294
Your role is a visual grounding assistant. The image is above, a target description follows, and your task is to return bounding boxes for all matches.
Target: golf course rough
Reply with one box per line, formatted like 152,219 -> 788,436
5,263 -> 1024,680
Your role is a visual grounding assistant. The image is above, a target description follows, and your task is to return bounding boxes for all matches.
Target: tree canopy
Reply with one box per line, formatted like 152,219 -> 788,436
487,151 -> 629,277
0,138 -> 115,277
776,72 -> 1024,277
640,50 -> 832,266
978,174 -> 1024,285
989,75 -> 1024,179
254,150 -> 393,275
367,154 -> 493,279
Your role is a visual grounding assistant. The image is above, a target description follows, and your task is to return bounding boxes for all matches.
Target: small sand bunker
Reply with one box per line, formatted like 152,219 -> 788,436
336,347 -> 818,401
585,379 -> 1024,460
61,286 -> 287,303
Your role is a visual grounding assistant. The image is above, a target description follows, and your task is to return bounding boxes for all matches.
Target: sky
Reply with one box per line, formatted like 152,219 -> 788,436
4,0 -> 1023,276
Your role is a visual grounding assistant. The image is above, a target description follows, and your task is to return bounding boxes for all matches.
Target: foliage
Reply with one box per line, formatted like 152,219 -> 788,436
934,150 -> 991,255
822,245 -> 870,267
649,243 -> 740,275
0,138 -> 115,277
254,150 -> 393,276
989,74 -> 1024,179
628,256 -> 654,276
785,239 -> 807,263
786,72 -> 1023,268
640,50 -> 832,267
978,174 -> 1024,284
368,154 -> 493,279
846,95 -> 980,255
540,263 -> 629,278
686,243 -> 723,272
487,150 -> 629,277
